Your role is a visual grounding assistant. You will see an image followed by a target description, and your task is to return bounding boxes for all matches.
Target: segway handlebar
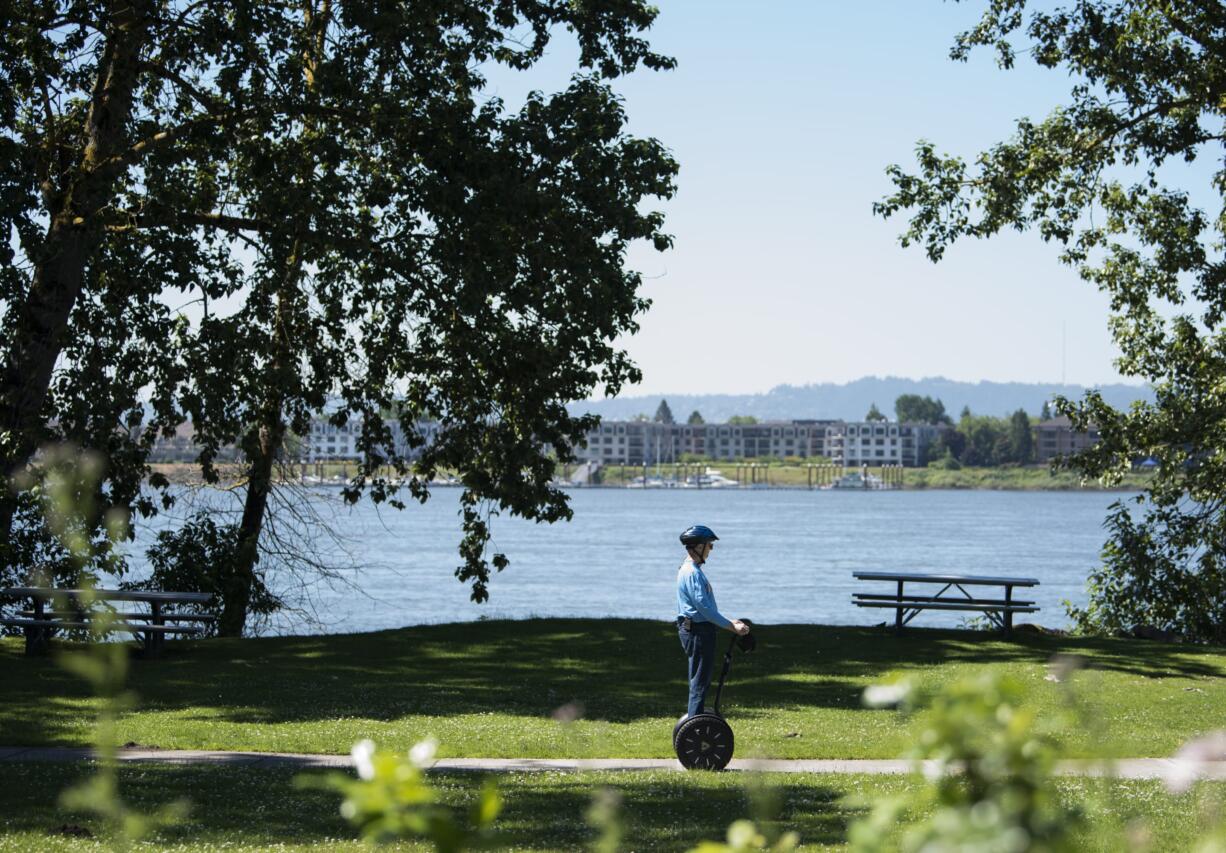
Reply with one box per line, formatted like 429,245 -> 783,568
712,621 -> 755,715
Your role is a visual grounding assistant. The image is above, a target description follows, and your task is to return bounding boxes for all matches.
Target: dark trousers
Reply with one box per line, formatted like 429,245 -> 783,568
678,619 -> 717,716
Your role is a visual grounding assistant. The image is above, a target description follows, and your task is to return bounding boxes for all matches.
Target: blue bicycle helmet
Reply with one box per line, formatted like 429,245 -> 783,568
680,524 -> 719,546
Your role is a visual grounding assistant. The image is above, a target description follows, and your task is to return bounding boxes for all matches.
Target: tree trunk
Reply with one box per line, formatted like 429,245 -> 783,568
0,2 -> 151,549
217,236 -> 302,637
218,410 -> 285,637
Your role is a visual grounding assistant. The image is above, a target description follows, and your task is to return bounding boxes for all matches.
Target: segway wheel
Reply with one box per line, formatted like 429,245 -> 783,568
674,713 -> 734,770
673,714 -> 689,749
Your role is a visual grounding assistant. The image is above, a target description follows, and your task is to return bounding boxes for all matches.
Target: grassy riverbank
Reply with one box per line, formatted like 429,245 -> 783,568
3,620 -> 1222,760
591,464 -> 1152,490
901,466 -> 1152,490
1,763 -> 1220,852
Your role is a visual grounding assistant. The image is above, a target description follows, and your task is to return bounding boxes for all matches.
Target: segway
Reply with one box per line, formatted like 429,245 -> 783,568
673,622 -> 756,770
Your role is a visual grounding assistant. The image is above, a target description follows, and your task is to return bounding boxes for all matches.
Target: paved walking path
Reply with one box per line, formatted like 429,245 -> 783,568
2,747 -> 1224,780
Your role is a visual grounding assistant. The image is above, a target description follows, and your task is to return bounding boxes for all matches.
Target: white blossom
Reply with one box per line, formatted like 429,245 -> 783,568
351,739 -> 376,781
409,737 -> 439,768
1163,731 -> 1226,793
863,682 -> 911,709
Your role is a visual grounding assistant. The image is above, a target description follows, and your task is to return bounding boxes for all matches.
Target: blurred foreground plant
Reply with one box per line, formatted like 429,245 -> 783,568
17,446 -> 186,849
301,738 -> 501,851
687,819 -> 799,853
586,786 -> 625,853
849,672 -> 1084,853
591,762 -> 798,852
683,773 -> 800,853
1162,731 -> 1226,853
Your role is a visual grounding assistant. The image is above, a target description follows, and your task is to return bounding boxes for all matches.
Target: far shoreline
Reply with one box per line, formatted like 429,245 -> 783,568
147,462 -> 1152,493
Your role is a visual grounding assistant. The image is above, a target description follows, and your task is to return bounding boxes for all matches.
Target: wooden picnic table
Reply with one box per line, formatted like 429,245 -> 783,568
852,571 -> 1040,636
0,587 -> 214,657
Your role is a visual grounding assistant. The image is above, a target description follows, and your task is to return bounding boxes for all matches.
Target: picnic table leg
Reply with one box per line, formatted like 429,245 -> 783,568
1004,586 -> 1014,637
25,596 -> 50,656
895,581 -> 904,634
146,601 -> 164,658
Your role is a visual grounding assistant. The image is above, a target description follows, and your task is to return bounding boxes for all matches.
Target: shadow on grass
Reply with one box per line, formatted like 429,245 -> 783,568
488,773 -> 856,851
0,761 -> 861,851
2,619 -> 1223,745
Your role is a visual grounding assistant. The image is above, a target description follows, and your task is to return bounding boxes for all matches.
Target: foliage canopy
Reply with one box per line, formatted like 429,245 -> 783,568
875,0 -> 1226,641
0,0 -> 678,616
894,394 -> 952,425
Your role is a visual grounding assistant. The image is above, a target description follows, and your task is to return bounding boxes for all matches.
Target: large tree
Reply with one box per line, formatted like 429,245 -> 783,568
895,394 -> 952,425
1008,408 -> 1034,465
1,2 -> 677,633
194,1 -> 677,634
875,1 -> 1226,640
958,413 -> 1010,467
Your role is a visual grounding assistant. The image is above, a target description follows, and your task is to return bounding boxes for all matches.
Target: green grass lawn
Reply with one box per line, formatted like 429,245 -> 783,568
2,619 -> 1223,760
0,762 -> 1222,852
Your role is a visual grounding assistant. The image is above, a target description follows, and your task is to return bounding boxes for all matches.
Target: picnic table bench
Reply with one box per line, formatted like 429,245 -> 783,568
0,587 -> 214,657
852,572 -> 1039,636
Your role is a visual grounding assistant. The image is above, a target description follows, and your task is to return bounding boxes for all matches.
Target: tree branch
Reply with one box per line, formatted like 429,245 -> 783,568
36,76 -> 57,199
104,209 -> 385,255
138,59 -> 224,113
91,110 -> 252,179
1166,8 -> 1226,55
1084,97 -> 1199,153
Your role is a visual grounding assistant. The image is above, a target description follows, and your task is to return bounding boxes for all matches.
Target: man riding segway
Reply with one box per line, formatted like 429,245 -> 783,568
677,524 -> 751,720
675,524 -> 753,770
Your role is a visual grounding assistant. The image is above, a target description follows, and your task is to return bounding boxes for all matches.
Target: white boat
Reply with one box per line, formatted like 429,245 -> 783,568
683,469 -> 740,489
824,471 -> 889,490
627,475 -> 669,489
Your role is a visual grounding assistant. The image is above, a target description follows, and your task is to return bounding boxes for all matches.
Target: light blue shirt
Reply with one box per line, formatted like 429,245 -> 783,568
676,559 -> 732,629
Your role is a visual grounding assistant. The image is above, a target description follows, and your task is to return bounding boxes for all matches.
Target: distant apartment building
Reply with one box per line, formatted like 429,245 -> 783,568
148,421 -> 201,463
150,417 -> 444,464
302,418 -> 442,462
1033,416 -> 1100,464
840,421 -> 944,468
573,419 -> 940,467
147,421 -> 242,463
150,415 -> 946,467
573,420 -> 845,466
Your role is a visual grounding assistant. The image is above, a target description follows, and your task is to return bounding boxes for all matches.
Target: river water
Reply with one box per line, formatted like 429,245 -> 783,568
122,487 -> 1131,635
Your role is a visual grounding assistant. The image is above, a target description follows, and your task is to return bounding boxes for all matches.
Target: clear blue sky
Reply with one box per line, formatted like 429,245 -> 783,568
491,1 -> 1200,396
